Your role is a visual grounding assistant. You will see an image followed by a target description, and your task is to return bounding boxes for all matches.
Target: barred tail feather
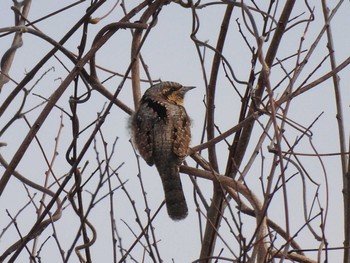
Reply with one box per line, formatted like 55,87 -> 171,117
159,165 -> 188,220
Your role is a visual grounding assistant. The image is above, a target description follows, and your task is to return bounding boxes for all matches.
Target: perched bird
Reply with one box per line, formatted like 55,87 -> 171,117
130,81 -> 194,220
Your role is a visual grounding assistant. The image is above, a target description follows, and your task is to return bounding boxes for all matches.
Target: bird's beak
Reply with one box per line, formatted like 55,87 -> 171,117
182,86 -> 196,93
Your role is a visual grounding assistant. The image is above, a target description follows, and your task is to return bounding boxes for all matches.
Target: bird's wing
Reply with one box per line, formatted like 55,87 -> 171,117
172,107 -> 191,161
132,105 -> 154,166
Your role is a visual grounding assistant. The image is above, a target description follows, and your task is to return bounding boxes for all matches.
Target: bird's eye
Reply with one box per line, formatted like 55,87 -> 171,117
170,86 -> 181,93
163,87 -> 172,96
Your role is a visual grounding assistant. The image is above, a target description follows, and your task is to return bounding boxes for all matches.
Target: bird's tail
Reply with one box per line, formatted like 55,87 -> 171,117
158,165 -> 188,220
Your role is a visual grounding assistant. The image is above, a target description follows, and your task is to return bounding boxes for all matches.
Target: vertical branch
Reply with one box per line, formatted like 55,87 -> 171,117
206,5 -> 233,170
320,1 -> 348,262
199,5 -> 234,261
200,1 -> 296,261
228,0 -> 296,179
131,0 -> 169,109
0,0 -> 31,90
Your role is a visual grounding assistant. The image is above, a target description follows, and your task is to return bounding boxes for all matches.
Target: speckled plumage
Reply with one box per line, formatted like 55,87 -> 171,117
130,82 -> 194,220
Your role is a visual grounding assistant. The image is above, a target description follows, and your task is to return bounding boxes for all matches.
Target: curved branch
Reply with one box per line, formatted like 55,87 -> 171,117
0,155 -> 62,262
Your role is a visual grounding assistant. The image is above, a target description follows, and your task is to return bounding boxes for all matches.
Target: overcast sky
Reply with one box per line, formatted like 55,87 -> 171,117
1,1 -> 350,262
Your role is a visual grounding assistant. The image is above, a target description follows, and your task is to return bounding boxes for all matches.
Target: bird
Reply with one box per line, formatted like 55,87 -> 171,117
130,81 -> 194,220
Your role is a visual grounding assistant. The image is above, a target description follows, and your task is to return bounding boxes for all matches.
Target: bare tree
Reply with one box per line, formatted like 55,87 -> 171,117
1,0 -> 349,262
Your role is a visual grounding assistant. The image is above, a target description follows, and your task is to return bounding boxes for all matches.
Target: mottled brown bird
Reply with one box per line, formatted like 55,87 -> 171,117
130,81 -> 194,220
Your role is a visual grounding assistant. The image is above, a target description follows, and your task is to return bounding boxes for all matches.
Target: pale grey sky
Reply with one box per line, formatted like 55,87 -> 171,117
1,1 -> 350,262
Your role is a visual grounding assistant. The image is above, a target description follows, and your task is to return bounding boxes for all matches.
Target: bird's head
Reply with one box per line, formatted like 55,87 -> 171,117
145,81 -> 195,106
